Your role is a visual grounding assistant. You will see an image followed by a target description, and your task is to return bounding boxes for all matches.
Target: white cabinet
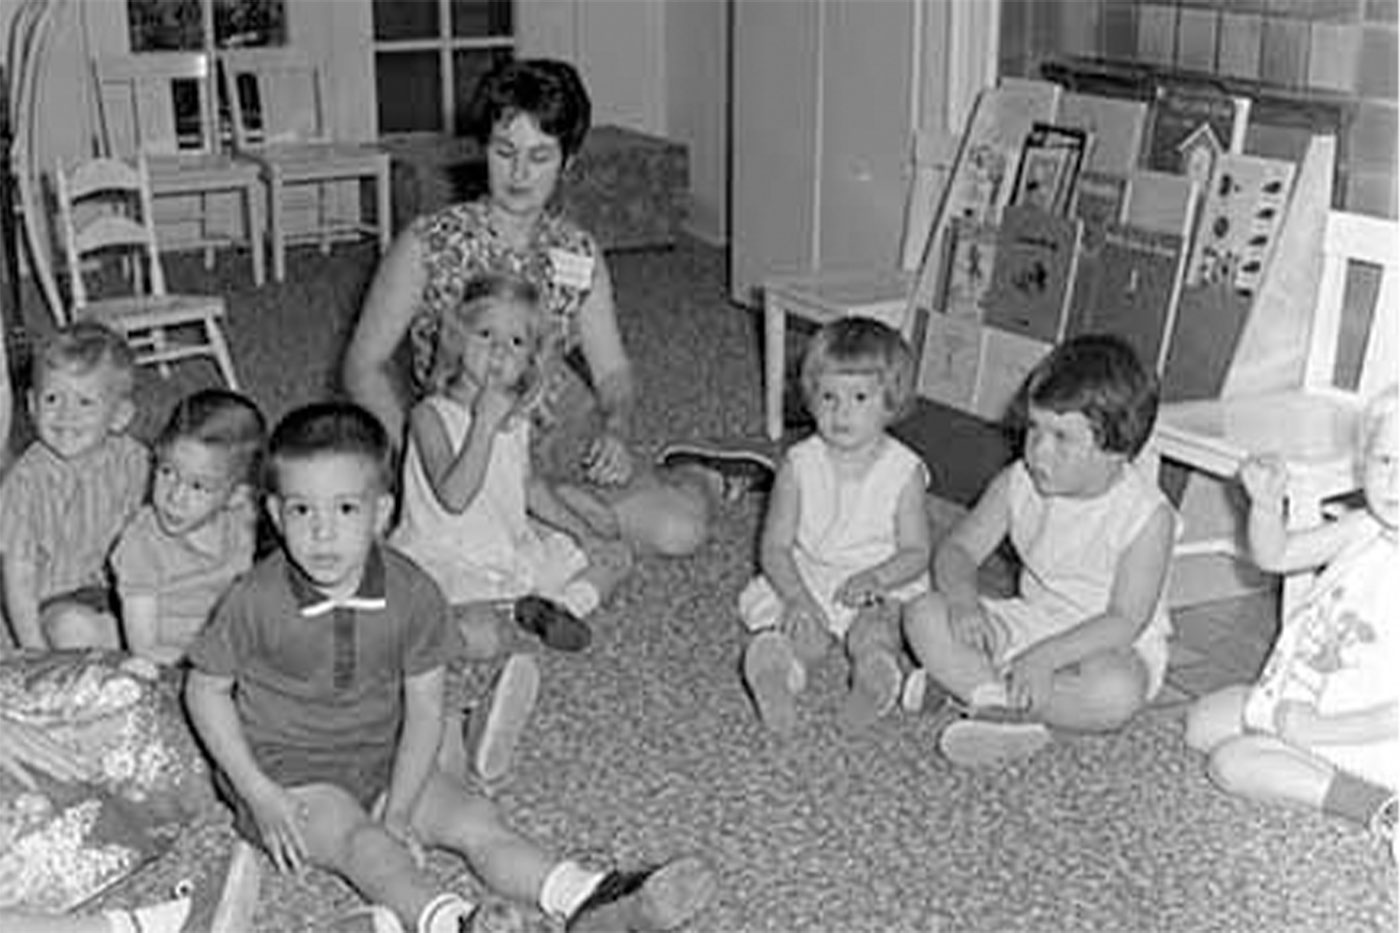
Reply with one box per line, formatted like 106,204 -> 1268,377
730,0 -> 917,305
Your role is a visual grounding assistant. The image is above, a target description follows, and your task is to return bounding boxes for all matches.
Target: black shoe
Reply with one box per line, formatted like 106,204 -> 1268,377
656,440 -> 776,499
566,857 -> 717,932
514,596 -> 591,652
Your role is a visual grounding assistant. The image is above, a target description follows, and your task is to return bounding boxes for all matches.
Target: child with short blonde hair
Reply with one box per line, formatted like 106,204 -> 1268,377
904,334 -> 1175,767
111,388 -> 266,665
741,317 -> 931,736
391,273 -> 632,657
0,322 -> 148,650
1185,385 -> 1399,852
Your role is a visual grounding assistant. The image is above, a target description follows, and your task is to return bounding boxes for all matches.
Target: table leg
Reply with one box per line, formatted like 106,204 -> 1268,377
765,298 -> 786,442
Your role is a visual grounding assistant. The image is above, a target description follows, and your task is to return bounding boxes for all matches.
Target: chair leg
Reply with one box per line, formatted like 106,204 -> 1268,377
206,320 -> 240,390
246,184 -> 265,288
376,164 -> 392,252
764,299 -> 787,442
318,180 -> 331,257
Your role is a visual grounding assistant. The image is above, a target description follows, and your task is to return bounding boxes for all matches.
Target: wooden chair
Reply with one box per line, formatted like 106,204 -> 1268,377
92,52 -> 266,286
53,154 -> 240,388
1149,210 -> 1399,618
760,131 -> 954,441
218,48 -> 392,282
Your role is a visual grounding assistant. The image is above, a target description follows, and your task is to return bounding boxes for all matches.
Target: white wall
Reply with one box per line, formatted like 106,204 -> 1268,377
664,0 -> 727,245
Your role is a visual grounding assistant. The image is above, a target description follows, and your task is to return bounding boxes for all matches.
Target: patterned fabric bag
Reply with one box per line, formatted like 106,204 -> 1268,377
0,650 -> 214,914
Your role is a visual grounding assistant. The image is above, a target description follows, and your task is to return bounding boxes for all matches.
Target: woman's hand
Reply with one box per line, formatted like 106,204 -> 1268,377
249,784 -> 309,876
0,715 -> 91,789
584,432 -> 635,487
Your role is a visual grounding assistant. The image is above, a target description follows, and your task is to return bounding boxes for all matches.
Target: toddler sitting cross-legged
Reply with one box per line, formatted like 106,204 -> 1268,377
740,317 -> 931,737
186,401 -> 715,933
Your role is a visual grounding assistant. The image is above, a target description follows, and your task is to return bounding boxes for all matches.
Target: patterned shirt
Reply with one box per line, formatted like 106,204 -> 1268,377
407,198 -> 598,393
0,435 -> 149,600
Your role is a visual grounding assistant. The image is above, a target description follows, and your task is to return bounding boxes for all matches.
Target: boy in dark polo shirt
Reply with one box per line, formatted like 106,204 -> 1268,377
186,402 -> 714,933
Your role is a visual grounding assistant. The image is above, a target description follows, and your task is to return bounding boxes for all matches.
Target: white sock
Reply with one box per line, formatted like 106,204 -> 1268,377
104,897 -> 192,933
558,580 -> 600,617
968,681 -> 1010,710
417,892 -> 476,933
539,859 -> 607,920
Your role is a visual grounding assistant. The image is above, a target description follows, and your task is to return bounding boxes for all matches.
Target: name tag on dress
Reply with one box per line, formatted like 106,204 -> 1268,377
548,248 -> 594,290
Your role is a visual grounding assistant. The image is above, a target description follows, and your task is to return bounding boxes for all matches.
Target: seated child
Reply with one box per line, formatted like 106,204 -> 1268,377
391,273 -> 633,657
0,322 -> 149,650
1185,385 -> 1398,854
740,317 -> 931,737
111,389 -> 265,665
904,334 -> 1175,767
186,401 -> 715,933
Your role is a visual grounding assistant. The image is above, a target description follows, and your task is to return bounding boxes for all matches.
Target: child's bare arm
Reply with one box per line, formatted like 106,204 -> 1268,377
836,471 -> 932,606
185,669 -> 308,873
1241,454 -> 1359,573
2,553 -> 43,649
409,398 -> 502,514
936,468 -> 1013,605
1277,699 -> 1398,748
120,593 -> 171,665
759,458 -> 818,609
381,665 -> 446,838
1011,502 -> 1174,686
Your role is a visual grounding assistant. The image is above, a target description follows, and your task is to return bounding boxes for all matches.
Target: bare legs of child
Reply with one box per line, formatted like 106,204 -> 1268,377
291,773 -> 715,933
1186,685 -> 1398,857
742,603 -> 905,737
41,599 -> 121,650
903,591 -> 1151,767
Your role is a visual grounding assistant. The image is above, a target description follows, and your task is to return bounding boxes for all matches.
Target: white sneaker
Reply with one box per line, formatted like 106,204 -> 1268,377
938,716 -> 1051,767
1369,795 -> 1398,865
467,654 -> 540,784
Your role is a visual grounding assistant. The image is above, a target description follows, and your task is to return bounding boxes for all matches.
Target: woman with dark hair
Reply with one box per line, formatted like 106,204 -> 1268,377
344,58 -> 715,558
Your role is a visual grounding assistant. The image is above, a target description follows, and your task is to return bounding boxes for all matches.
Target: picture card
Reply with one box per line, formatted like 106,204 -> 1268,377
1010,123 -> 1089,216
981,205 -> 1083,344
1187,153 -> 1295,296
938,218 -> 999,320
917,313 -> 982,410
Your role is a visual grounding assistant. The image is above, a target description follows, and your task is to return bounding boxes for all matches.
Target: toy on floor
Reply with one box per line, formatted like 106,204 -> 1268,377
904,334 -> 1176,767
737,317 -> 932,738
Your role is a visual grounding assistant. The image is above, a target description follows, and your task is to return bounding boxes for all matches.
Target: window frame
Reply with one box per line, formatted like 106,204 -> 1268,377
373,0 -> 515,140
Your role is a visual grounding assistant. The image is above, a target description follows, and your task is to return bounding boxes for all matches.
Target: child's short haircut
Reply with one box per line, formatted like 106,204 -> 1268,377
1016,334 -> 1159,457
35,321 -> 137,398
429,273 -> 545,395
157,389 -> 267,485
265,401 -> 394,495
799,317 -> 915,421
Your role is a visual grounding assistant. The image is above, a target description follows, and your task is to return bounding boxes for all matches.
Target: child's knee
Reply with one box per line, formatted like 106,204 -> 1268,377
1205,739 -> 1260,795
456,606 -> 504,660
43,605 -> 118,649
1067,652 -> 1148,730
619,476 -> 710,557
902,592 -> 951,644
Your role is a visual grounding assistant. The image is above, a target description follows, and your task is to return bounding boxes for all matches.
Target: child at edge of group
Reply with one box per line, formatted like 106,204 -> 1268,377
1185,385 -> 1400,857
0,321 -> 149,651
903,333 -> 1176,768
740,316 -> 932,738
390,272 -> 633,658
185,401 -> 715,933
111,388 -> 266,666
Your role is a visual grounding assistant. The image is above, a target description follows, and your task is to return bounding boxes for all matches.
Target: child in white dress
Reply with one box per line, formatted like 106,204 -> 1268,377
391,273 -> 632,657
1186,385 -> 1399,854
740,317 -> 931,737
903,335 -> 1176,767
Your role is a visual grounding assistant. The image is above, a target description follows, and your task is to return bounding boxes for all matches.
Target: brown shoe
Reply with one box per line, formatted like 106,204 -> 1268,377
566,856 -> 717,932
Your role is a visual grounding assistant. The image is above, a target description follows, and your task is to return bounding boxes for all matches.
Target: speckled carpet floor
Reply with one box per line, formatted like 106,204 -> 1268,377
34,237 -> 1392,932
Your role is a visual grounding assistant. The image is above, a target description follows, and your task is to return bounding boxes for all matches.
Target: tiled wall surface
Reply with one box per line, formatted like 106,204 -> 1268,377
1001,0 -> 1399,217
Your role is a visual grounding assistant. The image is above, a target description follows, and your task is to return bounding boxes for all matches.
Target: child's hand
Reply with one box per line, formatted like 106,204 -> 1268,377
583,433 -> 635,487
249,784 -> 309,875
949,601 -> 1004,659
1004,649 -> 1055,712
781,597 -> 829,656
382,811 -> 427,870
1239,454 -> 1288,506
835,570 -> 885,609
474,370 -> 521,432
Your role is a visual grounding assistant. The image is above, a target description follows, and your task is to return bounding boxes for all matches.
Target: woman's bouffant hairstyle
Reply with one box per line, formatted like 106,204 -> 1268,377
428,273 -> 546,396
156,389 -> 266,486
1011,334 -> 1159,458
465,58 -> 592,160
799,317 -> 915,422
